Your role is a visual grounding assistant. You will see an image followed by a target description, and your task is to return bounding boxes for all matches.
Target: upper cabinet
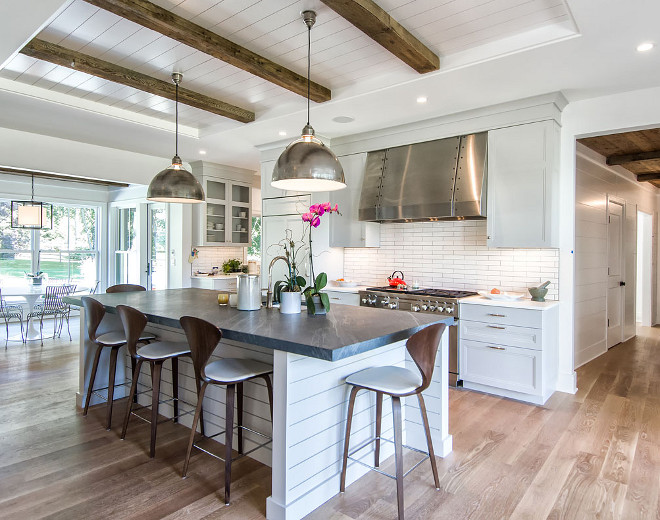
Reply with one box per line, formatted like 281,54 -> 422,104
329,153 -> 380,248
191,162 -> 254,247
487,120 -> 559,248
260,160 -> 310,200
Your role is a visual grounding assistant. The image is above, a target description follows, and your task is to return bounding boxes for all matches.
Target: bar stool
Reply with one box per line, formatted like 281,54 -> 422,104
180,315 -> 274,505
106,284 -> 146,293
340,323 -> 447,520
117,304 -> 192,458
81,297 -> 155,430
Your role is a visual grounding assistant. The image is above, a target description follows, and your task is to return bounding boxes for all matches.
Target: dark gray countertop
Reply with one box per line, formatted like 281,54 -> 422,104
65,288 -> 453,361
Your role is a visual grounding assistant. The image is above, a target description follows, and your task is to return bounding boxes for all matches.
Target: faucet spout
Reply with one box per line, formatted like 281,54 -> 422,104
266,256 -> 289,309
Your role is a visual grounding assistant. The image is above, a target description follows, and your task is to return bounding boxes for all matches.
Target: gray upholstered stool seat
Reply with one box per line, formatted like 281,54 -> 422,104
205,358 -> 272,383
137,341 -> 190,360
345,366 -> 423,395
96,330 -> 156,346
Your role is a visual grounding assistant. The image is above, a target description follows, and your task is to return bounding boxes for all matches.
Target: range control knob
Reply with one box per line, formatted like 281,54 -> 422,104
381,296 -> 390,306
428,304 -> 437,311
361,298 -> 368,304
437,306 -> 445,313
421,304 -> 428,311
389,302 -> 398,309
411,304 -> 421,312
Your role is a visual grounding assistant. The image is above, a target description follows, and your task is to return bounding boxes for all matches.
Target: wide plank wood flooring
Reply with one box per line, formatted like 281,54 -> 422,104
1,319 -> 659,519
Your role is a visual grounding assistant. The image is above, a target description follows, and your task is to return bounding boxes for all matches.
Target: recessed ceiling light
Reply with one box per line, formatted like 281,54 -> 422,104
637,42 -> 654,52
332,116 -> 355,123
417,96 -> 428,104
279,131 -> 287,136
199,150 -> 207,155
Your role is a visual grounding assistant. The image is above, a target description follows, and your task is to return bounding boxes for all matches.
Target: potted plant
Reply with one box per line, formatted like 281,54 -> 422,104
300,202 -> 339,314
304,273 -> 330,315
273,236 -> 307,314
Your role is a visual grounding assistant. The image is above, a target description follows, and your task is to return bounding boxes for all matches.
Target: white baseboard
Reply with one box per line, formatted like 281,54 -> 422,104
556,371 -> 577,394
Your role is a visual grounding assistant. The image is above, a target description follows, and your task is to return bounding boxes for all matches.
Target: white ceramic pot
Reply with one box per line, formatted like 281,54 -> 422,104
280,291 -> 302,314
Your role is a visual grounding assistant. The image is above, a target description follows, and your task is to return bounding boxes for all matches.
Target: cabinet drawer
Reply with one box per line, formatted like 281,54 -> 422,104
323,290 -> 360,306
460,339 -> 541,395
460,304 -> 541,328
460,320 -> 541,350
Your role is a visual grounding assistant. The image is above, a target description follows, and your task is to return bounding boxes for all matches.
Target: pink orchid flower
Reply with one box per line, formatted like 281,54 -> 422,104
311,216 -> 321,227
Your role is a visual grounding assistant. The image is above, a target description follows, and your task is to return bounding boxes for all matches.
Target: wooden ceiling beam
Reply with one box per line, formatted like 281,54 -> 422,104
20,39 -> 254,123
319,0 -> 439,74
0,166 -> 129,187
607,150 -> 660,165
82,0 -> 331,103
636,172 -> 660,182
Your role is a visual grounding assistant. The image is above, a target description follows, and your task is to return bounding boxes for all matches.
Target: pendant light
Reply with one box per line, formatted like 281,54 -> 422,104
271,11 -> 346,192
11,175 -> 52,229
147,72 -> 205,203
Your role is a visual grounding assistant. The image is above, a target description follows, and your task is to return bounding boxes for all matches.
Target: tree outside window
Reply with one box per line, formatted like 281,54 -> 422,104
247,216 -> 261,262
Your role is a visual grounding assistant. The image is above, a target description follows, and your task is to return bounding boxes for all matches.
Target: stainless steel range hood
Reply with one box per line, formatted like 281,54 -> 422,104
358,132 -> 488,222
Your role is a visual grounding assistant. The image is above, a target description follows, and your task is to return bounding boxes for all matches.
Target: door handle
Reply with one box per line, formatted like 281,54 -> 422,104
620,281 -> 625,286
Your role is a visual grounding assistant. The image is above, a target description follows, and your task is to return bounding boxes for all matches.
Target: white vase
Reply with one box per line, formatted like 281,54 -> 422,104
280,291 -> 302,314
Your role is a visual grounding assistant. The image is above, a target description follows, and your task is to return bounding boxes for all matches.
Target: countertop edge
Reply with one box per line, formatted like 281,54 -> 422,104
460,295 -> 559,309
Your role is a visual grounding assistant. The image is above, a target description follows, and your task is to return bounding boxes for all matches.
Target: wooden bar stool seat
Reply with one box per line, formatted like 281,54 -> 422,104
117,305 -> 191,458
340,323 -> 447,520
180,315 -> 274,506
81,297 -> 156,430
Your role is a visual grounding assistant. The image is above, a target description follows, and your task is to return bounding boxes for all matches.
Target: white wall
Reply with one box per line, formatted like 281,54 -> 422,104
344,221 -> 559,297
560,85 -> 660,388
573,144 -> 659,367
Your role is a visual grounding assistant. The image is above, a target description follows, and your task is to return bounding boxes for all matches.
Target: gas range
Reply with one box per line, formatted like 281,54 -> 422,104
359,287 -> 478,317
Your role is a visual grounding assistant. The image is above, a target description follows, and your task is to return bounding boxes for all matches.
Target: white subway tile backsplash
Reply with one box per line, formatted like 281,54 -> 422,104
192,246 -> 246,273
343,221 -> 559,299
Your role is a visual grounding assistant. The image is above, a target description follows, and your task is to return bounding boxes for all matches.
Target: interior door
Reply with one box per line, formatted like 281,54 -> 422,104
147,203 -> 168,290
607,199 -> 624,348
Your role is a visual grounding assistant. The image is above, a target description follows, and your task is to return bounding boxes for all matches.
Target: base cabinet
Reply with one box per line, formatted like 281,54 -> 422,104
190,277 -> 238,291
459,302 -> 558,405
323,290 -> 360,306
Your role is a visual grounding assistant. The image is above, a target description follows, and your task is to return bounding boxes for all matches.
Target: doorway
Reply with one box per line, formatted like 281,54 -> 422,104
636,211 -> 653,327
607,198 -> 625,348
147,204 -> 168,290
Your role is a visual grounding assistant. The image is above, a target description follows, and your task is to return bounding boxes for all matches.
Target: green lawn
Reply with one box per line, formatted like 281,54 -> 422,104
0,259 -> 85,280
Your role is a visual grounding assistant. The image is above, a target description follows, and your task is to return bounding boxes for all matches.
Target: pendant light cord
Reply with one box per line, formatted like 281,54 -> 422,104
307,22 -> 311,126
175,80 -> 179,157
31,174 -> 35,202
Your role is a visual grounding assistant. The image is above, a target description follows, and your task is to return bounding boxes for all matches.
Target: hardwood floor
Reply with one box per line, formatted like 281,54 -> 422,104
1,320 -> 659,519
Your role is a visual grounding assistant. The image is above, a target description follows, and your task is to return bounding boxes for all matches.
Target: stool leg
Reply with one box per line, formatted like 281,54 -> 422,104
225,384 -> 236,505
122,359 -> 143,440
392,396 -> 404,520
131,357 -> 138,404
418,393 -> 440,489
340,386 -> 360,493
195,377 -> 206,437
262,374 -> 274,421
237,382 -> 244,455
106,346 -> 120,430
150,361 -> 163,458
172,357 -> 179,423
183,381 -> 208,478
375,391 -> 383,468
83,344 -> 104,416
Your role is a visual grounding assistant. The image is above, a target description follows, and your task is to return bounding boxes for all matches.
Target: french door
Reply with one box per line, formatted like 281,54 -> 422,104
147,203 -> 168,290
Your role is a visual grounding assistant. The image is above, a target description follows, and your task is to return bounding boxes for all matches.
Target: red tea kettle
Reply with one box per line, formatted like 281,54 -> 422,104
387,271 -> 406,287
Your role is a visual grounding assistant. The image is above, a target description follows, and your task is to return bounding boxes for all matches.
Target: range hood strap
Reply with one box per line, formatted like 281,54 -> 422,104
450,136 -> 463,218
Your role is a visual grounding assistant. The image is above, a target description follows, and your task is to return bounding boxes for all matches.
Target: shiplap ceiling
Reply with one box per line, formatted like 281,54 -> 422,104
0,0 -> 575,130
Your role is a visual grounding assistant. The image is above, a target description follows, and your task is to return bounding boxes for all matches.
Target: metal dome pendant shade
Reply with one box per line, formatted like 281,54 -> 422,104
271,11 -> 346,192
147,72 -> 204,203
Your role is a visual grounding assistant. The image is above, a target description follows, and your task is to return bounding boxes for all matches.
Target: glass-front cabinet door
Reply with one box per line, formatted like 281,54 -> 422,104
231,184 -> 251,245
194,176 -> 250,246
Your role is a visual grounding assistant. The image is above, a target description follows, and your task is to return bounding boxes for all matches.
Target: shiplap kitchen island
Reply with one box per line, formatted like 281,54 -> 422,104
66,288 -> 453,520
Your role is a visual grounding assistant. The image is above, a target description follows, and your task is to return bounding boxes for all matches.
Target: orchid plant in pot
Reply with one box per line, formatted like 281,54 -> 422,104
273,233 -> 307,314
301,202 -> 339,315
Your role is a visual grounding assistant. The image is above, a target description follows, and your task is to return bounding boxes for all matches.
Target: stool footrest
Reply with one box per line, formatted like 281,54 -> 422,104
347,436 -> 431,480
192,425 -> 272,463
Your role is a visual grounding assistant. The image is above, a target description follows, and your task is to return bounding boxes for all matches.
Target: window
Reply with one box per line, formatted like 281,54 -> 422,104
0,201 -> 33,282
0,200 -> 99,287
248,216 -> 261,262
115,207 -> 138,285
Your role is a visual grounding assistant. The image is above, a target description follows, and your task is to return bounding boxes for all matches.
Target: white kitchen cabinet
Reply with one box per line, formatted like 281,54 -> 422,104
487,120 -> 559,248
192,176 -> 252,246
260,160 -> 311,200
329,153 -> 380,248
261,209 -> 310,290
322,289 -> 360,306
190,276 -> 238,291
459,301 -> 558,405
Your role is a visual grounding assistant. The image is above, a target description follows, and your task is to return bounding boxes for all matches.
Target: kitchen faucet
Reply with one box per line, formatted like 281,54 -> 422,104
266,255 -> 289,309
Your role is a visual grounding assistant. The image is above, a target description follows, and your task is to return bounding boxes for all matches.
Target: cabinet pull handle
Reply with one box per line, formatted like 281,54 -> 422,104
331,297 -> 340,300
487,313 -> 506,317
487,325 -> 506,330
488,346 -> 506,350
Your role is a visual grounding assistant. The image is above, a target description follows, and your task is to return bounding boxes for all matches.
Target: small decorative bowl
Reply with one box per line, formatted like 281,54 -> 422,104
528,287 -> 548,302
